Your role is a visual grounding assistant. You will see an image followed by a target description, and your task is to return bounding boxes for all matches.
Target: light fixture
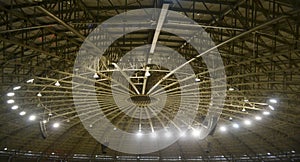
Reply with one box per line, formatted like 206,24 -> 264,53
192,129 -> 201,137
232,123 -> 239,128
37,92 -> 42,97
7,92 -> 15,97
11,105 -> 19,110
242,107 -> 246,112
55,81 -> 60,86
51,152 -> 55,155
244,119 -> 252,125
267,152 -> 271,155
29,115 -> 36,121
19,111 -> 26,116
13,86 -> 21,90
263,111 -> 270,115
26,78 -> 34,83
136,130 -> 143,137
145,71 -> 151,77
291,150 -> 295,153
89,124 -> 93,128
3,147 -> 7,151
93,73 -> 99,79
195,78 -> 201,82
7,99 -> 15,104
42,120 -> 47,124
268,105 -> 275,110
229,117 -> 233,120
53,122 -> 60,128
244,99 -> 249,102
113,127 -> 117,131
269,99 -> 277,104
228,87 -> 234,91
220,126 -> 227,132
255,116 -> 262,120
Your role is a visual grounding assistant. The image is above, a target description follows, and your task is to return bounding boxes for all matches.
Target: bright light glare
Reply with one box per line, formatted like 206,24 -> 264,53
13,86 -> 21,90
263,111 -> 270,115
42,120 -> 47,124
136,130 -> 143,137
145,71 -> 151,77
11,105 -> 19,110
29,115 -> 36,121
232,123 -> 239,128
53,122 -> 60,128
195,78 -> 201,82
7,99 -> 15,104
26,79 -> 34,83
229,87 -> 234,91
244,119 -> 252,125
269,99 -> 277,104
93,73 -> 99,78
19,111 -> 26,116
192,129 -> 201,137
37,92 -> 42,97
255,116 -> 262,120
55,81 -> 60,86
220,126 -> 227,132
268,105 -> 274,110
7,92 -> 15,97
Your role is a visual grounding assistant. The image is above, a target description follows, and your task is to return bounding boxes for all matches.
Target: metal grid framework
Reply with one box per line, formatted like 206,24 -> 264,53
0,0 -> 299,161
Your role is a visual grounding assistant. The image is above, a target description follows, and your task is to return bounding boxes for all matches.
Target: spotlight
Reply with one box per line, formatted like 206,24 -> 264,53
244,119 -> 251,125
255,116 -> 262,120
29,115 -> 36,121
26,79 -> 34,83
11,105 -> 19,110
7,99 -> 15,104
229,117 -> 233,120
7,92 -> 15,97
228,87 -> 234,91
37,92 -> 42,97
232,123 -> 239,128
19,111 -> 26,116
220,126 -> 227,132
263,111 -> 270,115
145,71 -> 151,77
269,99 -> 277,104
42,120 -> 47,124
136,131 -> 143,137
53,122 -> 60,128
3,147 -> 7,151
93,73 -> 99,79
192,129 -> 201,136
55,81 -> 60,86
13,86 -> 21,90
267,152 -> 271,155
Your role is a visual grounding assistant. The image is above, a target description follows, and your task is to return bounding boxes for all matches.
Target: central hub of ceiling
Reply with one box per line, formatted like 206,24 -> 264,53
128,95 -> 158,107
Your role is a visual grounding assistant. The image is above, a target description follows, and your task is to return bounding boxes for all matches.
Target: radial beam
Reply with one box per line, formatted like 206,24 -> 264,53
149,4 -> 169,54
147,15 -> 289,95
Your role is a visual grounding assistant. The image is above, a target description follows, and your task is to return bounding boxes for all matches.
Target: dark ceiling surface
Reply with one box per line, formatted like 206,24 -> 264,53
0,0 -> 300,161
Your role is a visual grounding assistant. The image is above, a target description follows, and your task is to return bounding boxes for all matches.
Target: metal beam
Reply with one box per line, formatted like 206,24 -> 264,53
147,15 -> 289,94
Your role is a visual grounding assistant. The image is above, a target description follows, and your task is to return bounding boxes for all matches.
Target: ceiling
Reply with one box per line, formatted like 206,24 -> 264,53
0,0 -> 300,161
